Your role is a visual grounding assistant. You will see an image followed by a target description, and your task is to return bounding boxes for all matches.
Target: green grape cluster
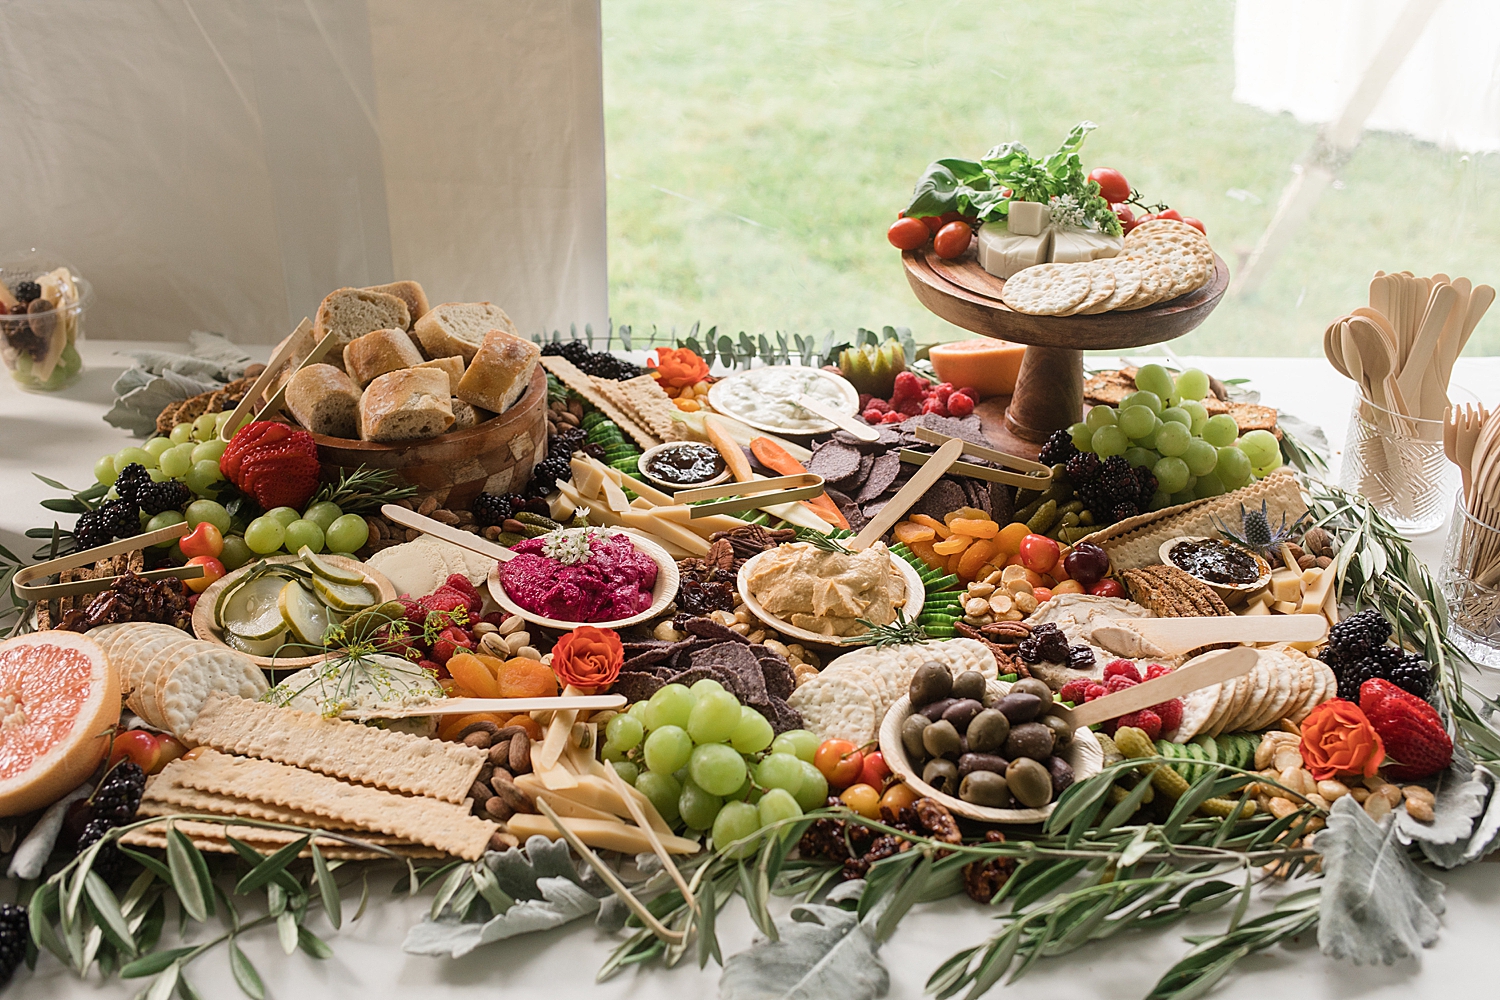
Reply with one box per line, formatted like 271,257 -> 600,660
1067,364 -> 1281,509
92,413 -> 370,570
603,681 -> 825,855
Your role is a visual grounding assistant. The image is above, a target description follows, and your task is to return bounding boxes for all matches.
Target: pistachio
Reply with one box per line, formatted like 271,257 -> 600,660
1405,797 -> 1435,823
517,645 -> 541,660
498,614 -> 525,636
1364,793 -> 1392,820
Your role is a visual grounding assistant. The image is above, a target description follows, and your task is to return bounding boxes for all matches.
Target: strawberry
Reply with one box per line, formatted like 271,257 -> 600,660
220,421 -> 291,480
1152,698 -> 1183,734
1059,679 -> 1093,705
1359,678 -> 1452,780
1144,663 -> 1171,680
224,426 -> 321,511
1116,709 -> 1162,741
946,393 -> 975,417
1104,659 -> 1141,683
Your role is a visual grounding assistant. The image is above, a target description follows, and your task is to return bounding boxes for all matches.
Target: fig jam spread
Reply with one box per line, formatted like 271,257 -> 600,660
645,443 -> 724,485
1168,539 -> 1260,585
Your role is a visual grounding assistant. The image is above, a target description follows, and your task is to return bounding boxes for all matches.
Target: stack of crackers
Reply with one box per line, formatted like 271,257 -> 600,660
539,355 -> 675,448
787,638 -> 996,745
124,693 -> 497,861
1171,647 -> 1334,743
88,623 -> 268,735
1000,219 -> 1216,317
1121,565 -> 1232,618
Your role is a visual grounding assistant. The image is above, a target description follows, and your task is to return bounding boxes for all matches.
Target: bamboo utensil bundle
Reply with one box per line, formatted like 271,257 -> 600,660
1444,402 -> 1500,586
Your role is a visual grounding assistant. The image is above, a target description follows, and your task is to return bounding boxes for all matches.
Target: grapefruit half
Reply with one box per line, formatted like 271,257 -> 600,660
0,631 -> 120,816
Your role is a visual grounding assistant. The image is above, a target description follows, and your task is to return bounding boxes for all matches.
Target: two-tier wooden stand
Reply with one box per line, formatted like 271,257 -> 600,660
903,247 -> 1229,458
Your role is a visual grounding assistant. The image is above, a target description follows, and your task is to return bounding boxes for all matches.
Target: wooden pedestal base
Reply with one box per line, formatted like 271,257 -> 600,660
1004,345 -> 1083,442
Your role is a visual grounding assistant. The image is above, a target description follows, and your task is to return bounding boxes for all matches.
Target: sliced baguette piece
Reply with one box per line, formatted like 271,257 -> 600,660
455,330 -> 540,415
414,355 -> 465,384
343,328 -> 425,387
412,302 -> 519,363
359,368 -> 454,442
450,398 -> 492,430
285,364 -> 362,438
361,281 -> 429,331
315,288 -> 411,362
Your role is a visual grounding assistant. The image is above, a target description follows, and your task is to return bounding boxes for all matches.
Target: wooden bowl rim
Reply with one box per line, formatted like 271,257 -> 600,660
191,554 -> 397,671
735,545 -> 926,648
306,364 -> 547,453
485,528 -> 680,631
878,690 -> 1104,823
706,367 -> 860,437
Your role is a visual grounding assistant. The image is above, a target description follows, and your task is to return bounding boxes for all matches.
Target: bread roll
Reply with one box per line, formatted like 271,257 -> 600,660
415,355 -> 465,384
412,302 -> 519,363
450,398 -> 492,430
343,328 -> 425,387
359,368 -> 455,442
361,281 -> 429,330
315,288 -> 411,361
455,330 -> 539,415
285,364 -> 361,438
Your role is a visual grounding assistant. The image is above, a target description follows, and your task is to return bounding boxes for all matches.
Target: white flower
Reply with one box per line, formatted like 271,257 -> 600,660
1049,194 -> 1087,229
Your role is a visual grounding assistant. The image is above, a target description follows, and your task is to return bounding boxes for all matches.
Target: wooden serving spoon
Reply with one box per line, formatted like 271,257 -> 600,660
1121,614 -> 1327,656
849,437 -> 966,551
342,695 -> 626,720
795,393 -> 879,442
382,504 -> 515,562
1049,647 -> 1258,731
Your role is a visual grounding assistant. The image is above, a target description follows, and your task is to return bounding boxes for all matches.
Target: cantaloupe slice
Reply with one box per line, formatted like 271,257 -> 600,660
0,631 -> 120,816
928,339 -> 1026,399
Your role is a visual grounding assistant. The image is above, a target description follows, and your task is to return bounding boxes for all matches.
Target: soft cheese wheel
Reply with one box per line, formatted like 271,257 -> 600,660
0,631 -> 120,816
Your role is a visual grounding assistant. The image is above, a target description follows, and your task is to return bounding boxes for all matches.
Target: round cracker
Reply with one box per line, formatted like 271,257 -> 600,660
1228,662 -> 1272,733
1001,262 -> 1093,316
1065,261 -> 1117,316
1083,257 -> 1144,314
786,671 -> 877,745
1201,673 -> 1240,737
1247,656 -> 1296,732
113,626 -> 190,693
158,648 -> 270,737
1174,684 -> 1219,742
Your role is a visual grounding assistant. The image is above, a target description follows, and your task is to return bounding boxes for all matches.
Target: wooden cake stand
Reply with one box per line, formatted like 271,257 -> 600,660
903,247 -> 1229,457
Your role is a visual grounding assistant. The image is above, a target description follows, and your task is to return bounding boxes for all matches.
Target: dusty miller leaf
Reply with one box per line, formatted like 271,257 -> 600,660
719,898 -> 888,1000
1393,756 -> 1488,849
1318,795 -> 1445,965
1420,764 -> 1500,867
103,370 -> 223,437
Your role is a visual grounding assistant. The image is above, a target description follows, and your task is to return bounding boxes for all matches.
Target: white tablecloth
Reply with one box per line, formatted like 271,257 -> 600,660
4,343 -> 1500,999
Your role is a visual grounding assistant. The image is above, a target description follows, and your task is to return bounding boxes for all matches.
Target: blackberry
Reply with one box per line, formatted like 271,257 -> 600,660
1018,622 -> 1069,664
549,427 -> 586,462
11,280 -> 40,305
72,507 -> 114,551
134,478 -> 191,515
1111,501 -> 1140,523
1064,451 -> 1101,484
540,339 -> 644,380
1321,609 -> 1392,666
113,462 -> 154,505
0,903 -> 25,990
531,456 -> 571,489
96,498 -> 142,540
1037,429 -> 1078,467
1066,645 -> 1095,671
471,492 -> 513,527
1372,647 -> 1432,700
75,762 -> 146,882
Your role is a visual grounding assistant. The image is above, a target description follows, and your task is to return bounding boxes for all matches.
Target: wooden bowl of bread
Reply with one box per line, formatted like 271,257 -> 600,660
276,283 -> 549,508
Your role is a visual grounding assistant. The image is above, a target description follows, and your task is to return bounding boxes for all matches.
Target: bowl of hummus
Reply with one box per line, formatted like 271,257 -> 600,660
706,366 -> 860,436
737,540 -> 925,647
488,527 -> 679,631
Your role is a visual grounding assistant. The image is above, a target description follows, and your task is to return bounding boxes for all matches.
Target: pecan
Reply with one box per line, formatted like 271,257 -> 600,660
705,538 -> 736,571
981,621 -> 1033,639
962,831 -> 1016,904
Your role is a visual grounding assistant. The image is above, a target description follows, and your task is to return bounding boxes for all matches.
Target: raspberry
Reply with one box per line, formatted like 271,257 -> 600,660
1152,698 -> 1183,733
921,397 -> 948,416
1104,659 -> 1141,683
955,387 -> 978,401
1116,709 -> 1162,741
421,574 -> 481,617
1105,673 -> 1139,694
1059,679 -> 1092,705
858,393 -> 874,410
946,393 -> 975,417
880,411 -> 906,424
862,409 -> 884,424
892,371 -> 924,402
1084,683 -> 1107,702
932,382 -> 954,403
896,396 -> 925,416
866,398 -> 891,414
1144,663 -> 1171,680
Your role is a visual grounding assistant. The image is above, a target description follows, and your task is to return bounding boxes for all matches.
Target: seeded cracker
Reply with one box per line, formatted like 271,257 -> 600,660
169,749 -> 496,859
185,692 -> 485,803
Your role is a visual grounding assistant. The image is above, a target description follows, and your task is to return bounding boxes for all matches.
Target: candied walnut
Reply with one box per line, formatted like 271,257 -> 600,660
914,798 -> 962,845
962,831 -> 1016,904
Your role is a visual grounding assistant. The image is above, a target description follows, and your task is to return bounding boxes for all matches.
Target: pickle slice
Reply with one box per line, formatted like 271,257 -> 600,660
279,580 -> 332,646
298,546 -> 368,586
217,576 -> 290,641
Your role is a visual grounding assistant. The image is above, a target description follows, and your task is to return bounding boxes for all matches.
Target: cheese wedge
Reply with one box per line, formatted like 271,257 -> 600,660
1008,200 -> 1052,236
977,223 -> 1052,278
1050,227 -> 1123,263
1269,569 -> 1302,605
503,814 -> 700,855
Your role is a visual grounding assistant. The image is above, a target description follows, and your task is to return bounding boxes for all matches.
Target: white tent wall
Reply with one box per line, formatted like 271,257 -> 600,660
0,0 -> 608,344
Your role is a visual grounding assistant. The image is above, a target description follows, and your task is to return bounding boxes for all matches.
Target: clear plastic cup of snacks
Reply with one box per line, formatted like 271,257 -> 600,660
0,249 -> 92,392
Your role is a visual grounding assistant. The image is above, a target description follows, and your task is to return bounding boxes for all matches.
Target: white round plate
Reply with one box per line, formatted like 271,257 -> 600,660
706,367 -> 860,436
736,544 -> 925,647
487,528 -> 679,631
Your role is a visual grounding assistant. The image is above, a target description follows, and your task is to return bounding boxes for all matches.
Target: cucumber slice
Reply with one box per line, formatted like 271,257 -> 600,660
298,546 -> 368,585
1195,735 -> 1219,765
218,576 -> 292,641
225,629 -> 293,657
310,576 -> 379,614
279,580 -> 332,646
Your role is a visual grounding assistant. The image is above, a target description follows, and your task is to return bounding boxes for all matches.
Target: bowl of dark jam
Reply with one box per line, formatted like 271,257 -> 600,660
1157,536 -> 1270,605
638,441 -> 731,491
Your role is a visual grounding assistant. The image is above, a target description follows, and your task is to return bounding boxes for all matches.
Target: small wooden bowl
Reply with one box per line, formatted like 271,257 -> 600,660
637,441 -> 731,492
735,545 -> 925,648
191,554 -> 396,671
1158,535 -> 1271,606
486,528 -> 679,631
878,691 -> 1104,824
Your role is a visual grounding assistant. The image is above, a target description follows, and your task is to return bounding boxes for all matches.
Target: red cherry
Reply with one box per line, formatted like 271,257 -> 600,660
1089,579 -> 1126,599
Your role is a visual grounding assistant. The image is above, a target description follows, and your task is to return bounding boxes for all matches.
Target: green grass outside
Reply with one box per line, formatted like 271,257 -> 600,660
601,0 -> 1500,356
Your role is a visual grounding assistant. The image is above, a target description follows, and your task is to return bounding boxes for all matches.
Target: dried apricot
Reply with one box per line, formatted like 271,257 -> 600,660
907,538 -> 946,569
496,657 -> 559,698
957,539 -> 999,580
910,513 -> 951,538
932,534 -> 972,555
893,521 -> 937,545
446,653 -> 500,699
943,507 -> 989,524
949,518 -> 999,539
502,714 -> 545,741
995,522 -> 1029,556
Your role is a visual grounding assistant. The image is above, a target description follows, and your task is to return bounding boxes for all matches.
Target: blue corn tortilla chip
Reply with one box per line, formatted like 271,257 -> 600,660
756,697 -> 803,734
612,671 -> 664,703
689,642 -> 769,705
682,618 -> 750,645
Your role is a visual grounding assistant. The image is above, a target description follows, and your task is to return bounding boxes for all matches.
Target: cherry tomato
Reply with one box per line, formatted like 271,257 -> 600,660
839,783 -> 881,819
179,521 -> 224,559
932,221 -> 973,260
920,216 -> 944,234
888,217 -> 929,251
1135,213 -> 1158,226
858,751 -> 891,790
939,210 -> 964,224
1033,586 -> 1054,604
1088,167 -> 1130,204
1089,578 -> 1126,599
1157,208 -> 1182,222
1182,216 -> 1207,235
878,782 -> 920,815
184,556 -> 226,593
815,739 -> 864,789
1017,533 -> 1060,574
1112,203 -> 1136,233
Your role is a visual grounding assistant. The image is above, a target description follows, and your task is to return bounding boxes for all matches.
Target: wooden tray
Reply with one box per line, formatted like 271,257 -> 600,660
309,364 -> 548,509
903,248 -> 1229,445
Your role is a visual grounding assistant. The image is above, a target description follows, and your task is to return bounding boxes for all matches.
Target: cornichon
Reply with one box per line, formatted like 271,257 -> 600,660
494,531 -> 526,546
1114,726 -> 1253,817
1013,483 -> 1069,523
1026,499 -> 1058,534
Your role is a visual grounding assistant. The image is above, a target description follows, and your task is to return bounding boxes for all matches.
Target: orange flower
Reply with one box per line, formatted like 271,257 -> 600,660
1299,699 -> 1385,780
648,347 -> 710,390
550,626 -> 624,692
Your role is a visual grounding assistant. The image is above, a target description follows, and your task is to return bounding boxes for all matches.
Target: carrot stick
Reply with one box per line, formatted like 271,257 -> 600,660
750,437 -> 849,529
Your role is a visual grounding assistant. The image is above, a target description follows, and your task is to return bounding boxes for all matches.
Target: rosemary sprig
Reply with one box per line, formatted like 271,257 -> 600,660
313,465 -> 418,515
793,526 -> 851,554
850,607 -> 928,647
